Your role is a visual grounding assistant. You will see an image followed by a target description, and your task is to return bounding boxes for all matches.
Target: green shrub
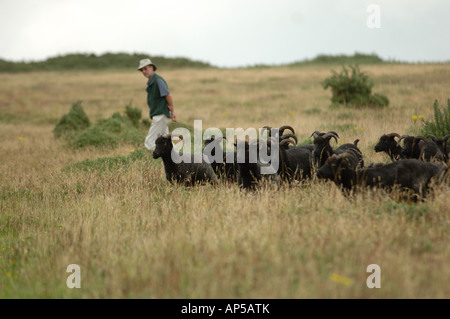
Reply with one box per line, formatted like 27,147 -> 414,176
53,100 -> 195,149
369,93 -> 390,107
125,101 -> 142,127
69,126 -> 118,148
53,100 -> 91,138
420,99 -> 450,137
322,65 -> 389,108
96,116 -> 123,133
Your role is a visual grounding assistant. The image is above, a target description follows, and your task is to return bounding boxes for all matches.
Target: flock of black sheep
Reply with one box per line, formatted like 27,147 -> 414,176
152,127 -> 450,201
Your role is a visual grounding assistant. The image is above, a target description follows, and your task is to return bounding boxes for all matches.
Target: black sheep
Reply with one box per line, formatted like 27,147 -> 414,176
203,136 -> 239,182
152,133 -> 218,186
317,154 -> 446,200
374,133 -> 402,161
311,131 -> 364,169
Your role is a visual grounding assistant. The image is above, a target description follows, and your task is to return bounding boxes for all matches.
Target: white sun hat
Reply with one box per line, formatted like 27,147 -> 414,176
137,58 -> 157,71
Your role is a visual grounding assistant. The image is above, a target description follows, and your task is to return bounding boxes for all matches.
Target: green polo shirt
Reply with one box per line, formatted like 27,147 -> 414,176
146,73 -> 171,119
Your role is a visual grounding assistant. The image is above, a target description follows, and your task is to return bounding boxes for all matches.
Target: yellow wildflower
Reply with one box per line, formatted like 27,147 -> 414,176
330,273 -> 353,286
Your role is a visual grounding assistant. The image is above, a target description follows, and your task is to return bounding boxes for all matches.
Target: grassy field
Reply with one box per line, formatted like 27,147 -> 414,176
0,63 -> 449,298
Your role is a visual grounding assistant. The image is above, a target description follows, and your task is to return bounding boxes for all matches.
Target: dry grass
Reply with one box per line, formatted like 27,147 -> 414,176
0,64 -> 449,298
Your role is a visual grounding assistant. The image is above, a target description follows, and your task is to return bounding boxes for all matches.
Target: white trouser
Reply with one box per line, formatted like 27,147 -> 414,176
144,114 -> 170,150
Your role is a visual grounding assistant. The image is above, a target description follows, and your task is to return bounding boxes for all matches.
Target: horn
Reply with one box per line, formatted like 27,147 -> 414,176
426,134 -> 438,141
321,132 -> 339,144
415,135 -> 427,142
279,125 -> 295,136
326,131 -> 340,138
443,134 -> 450,143
280,139 -> 295,147
310,130 -> 321,138
387,133 -> 401,139
280,133 -> 298,145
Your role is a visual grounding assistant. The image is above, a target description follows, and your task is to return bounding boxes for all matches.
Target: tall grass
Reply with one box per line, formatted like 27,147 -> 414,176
0,64 -> 449,298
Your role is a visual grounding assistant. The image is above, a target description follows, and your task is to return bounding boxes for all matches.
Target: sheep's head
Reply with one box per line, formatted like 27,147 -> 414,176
311,131 -> 339,166
152,133 -> 183,159
374,133 -> 400,153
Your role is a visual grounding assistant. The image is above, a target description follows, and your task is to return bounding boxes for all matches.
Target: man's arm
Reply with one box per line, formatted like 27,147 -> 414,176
165,94 -> 176,122
156,78 -> 176,122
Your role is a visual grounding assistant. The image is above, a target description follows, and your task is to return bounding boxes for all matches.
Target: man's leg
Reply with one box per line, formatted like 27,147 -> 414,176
144,115 -> 170,150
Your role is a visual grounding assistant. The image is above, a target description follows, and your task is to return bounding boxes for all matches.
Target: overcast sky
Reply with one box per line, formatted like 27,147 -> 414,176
0,0 -> 449,67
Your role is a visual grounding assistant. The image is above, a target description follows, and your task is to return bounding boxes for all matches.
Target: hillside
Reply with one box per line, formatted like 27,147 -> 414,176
0,52 -> 405,72
0,52 -> 213,72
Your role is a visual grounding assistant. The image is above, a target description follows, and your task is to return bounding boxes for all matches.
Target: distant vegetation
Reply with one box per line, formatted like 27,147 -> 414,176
0,52 -> 213,72
289,52 -> 386,66
0,52 -> 407,72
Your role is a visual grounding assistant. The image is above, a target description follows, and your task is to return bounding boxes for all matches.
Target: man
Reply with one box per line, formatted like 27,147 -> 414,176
137,58 -> 176,151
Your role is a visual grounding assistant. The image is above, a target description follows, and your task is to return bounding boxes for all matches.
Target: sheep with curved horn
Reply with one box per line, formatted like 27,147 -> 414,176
311,130 -> 363,169
277,135 -> 314,182
235,137 -> 280,190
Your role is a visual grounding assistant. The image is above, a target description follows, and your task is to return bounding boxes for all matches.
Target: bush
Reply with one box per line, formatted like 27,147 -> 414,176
53,100 -> 195,149
420,99 -> 450,137
124,101 -> 142,127
96,116 -> 123,133
322,65 -> 389,108
69,126 -> 118,148
53,100 -> 91,138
